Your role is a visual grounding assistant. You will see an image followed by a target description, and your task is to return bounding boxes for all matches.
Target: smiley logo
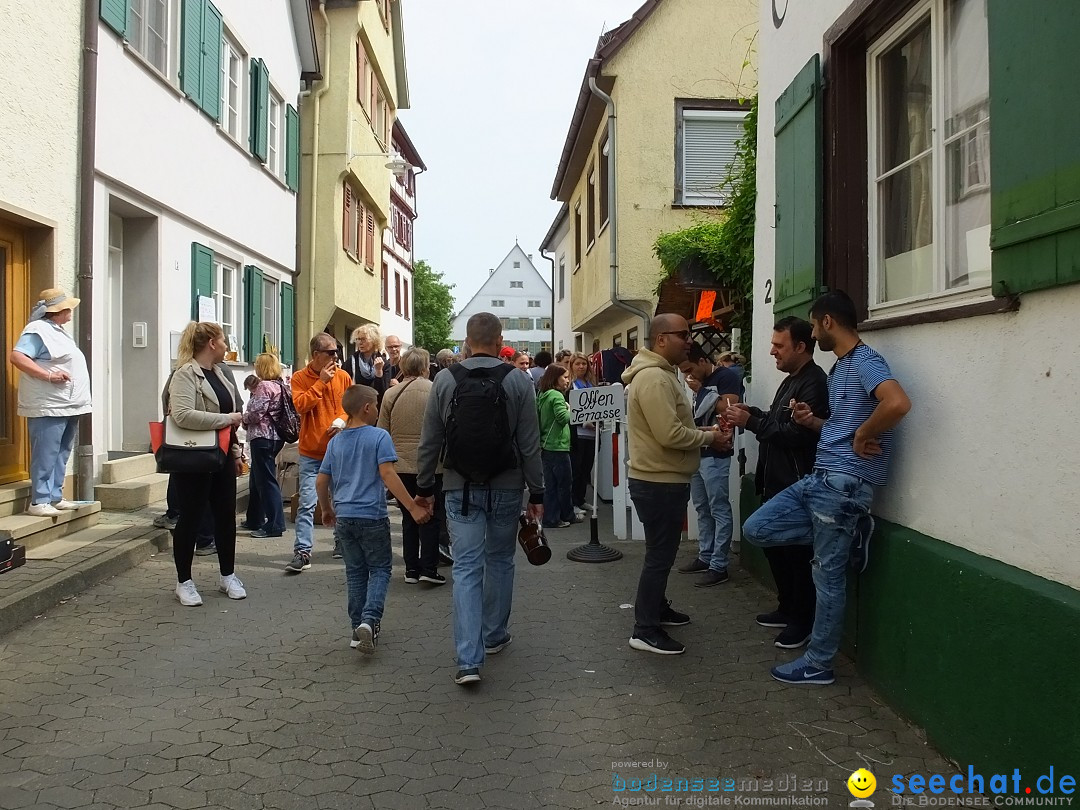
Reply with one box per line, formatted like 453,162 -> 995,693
847,768 -> 877,798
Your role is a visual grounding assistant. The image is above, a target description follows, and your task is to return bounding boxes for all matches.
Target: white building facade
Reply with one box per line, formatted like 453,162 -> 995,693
93,0 -> 318,458
451,245 -> 553,356
540,204 -> 577,354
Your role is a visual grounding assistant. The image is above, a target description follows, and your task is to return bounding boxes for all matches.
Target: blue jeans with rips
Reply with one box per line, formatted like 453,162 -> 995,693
336,517 -> 393,629
294,455 -> 322,554
742,469 -> 874,669
689,455 -> 733,572
445,487 -> 521,670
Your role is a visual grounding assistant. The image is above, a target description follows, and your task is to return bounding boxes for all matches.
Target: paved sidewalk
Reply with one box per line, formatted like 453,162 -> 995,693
0,507 -> 953,809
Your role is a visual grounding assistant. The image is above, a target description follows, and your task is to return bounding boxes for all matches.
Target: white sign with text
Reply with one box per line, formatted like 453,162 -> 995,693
569,384 -> 624,425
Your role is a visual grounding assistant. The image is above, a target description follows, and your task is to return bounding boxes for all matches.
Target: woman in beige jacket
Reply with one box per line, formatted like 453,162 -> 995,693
168,321 -> 246,607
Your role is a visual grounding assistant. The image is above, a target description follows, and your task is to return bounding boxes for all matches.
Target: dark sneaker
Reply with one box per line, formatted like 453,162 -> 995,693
770,655 -> 834,685
659,601 -> 690,627
332,540 -> 343,559
774,626 -> 812,649
678,558 -> 709,574
454,668 -> 481,685
285,551 -> 311,573
850,513 -> 876,573
352,622 -> 376,654
485,636 -> 513,655
419,571 -> 446,585
403,570 -> 420,584
629,630 -> 685,655
438,544 -> 454,565
250,528 -> 282,538
153,514 -> 178,530
693,568 -> 729,588
194,542 -> 217,556
238,521 -> 263,531
756,610 -> 788,628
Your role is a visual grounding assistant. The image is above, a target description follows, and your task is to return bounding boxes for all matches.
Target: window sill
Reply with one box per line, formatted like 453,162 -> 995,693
585,239 -> 596,256
859,294 -> 1020,331
597,220 -> 610,239
122,42 -> 182,99
671,201 -> 727,210
216,125 -> 253,160
262,164 -> 291,191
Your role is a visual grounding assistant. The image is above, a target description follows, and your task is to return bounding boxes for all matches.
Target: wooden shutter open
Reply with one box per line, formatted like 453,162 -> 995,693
285,105 -> 300,191
365,210 -> 376,269
100,0 -> 128,36
191,242 -> 215,321
343,182 -> 355,256
180,0 -> 204,105
249,58 -> 269,161
243,265 -> 265,362
200,1 -> 223,121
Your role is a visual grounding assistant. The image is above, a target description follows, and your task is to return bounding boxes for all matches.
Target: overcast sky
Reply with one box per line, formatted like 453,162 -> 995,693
398,0 -> 646,311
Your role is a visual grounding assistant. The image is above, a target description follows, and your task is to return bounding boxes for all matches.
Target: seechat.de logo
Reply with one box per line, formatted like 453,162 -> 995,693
849,768 -> 877,808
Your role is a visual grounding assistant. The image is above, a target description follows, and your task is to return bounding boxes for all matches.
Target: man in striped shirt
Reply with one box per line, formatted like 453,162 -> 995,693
743,291 -> 911,685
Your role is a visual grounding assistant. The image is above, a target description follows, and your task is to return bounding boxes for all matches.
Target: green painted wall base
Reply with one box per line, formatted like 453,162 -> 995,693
738,475 -> 1080,781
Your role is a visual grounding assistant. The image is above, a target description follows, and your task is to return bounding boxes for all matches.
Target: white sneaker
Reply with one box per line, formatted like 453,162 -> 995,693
27,503 -> 63,517
573,507 -> 586,518
219,574 -> 247,600
54,499 -> 81,510
176,579 -> 203,606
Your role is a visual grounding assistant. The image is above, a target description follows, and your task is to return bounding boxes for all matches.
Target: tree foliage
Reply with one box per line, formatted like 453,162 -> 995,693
411,259 -> 456,353
652,95 -> 758,371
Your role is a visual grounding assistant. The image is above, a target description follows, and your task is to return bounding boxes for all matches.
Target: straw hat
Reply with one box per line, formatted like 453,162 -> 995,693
37,288 -> 80,313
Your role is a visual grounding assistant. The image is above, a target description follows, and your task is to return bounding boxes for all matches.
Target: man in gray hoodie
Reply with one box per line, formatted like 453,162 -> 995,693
415,312 -> 544,686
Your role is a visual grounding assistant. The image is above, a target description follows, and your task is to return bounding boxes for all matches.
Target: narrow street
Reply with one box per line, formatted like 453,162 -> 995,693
0,513 -> 953,809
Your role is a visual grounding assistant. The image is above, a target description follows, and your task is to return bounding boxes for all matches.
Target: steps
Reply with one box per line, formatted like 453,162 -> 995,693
0,482 -> 31,518
0,501 -> 101,550
95,454 -> 169,511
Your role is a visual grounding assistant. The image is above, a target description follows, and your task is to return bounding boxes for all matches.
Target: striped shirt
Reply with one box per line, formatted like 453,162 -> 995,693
815,343 -> 896,486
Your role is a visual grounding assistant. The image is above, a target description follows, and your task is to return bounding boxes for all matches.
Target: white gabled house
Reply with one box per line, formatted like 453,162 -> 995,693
93,0 -> 319,463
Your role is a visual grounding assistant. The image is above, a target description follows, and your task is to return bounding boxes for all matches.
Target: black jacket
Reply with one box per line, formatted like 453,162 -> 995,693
746,360 -> 829,499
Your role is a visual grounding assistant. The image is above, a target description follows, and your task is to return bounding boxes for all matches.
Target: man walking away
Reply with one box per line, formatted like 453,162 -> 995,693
414,312 -> 544,685
622,314 -> 731,655
743,291 -> 910,685
723,317 -> 828,649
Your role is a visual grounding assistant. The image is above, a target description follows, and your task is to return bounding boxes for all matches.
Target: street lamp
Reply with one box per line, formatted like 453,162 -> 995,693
349,150 -> 413,180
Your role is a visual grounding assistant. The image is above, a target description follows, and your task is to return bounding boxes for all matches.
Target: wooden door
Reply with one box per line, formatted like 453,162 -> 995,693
0,221 -> 29,484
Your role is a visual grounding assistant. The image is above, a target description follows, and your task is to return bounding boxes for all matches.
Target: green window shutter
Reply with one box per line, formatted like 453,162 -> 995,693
191,243 -> 215,321
280,282 -> 296,366
180,0 -> 204,105
988,0 -> 1080,295
199,1 -> 223,121
285,105 -> 300,192
244,265 -> 265,362
100,0 -> 128,36
249,58 -> 269,162
773,54 -> 823,321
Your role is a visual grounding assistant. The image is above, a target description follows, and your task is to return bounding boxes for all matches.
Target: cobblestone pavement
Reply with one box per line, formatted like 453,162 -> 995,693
0,509 -> 954,809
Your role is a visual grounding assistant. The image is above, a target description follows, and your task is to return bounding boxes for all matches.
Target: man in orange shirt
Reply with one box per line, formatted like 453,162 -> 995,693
287,332 -> 350,573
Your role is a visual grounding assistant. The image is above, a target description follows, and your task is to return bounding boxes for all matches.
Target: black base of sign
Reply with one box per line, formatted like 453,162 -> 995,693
566,517 -> 622,564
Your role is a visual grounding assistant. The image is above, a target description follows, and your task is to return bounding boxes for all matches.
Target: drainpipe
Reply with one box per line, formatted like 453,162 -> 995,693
587,77 -> 652,342
539,249 -> 556,352
307,1 -> 331,339
76,0 -> 99,501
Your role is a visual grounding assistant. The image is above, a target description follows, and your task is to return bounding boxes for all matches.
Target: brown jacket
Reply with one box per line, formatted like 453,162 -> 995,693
376,377 -> 433,475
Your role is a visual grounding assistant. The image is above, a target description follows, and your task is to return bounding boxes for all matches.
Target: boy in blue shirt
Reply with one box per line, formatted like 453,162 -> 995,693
317,385 -> 431,653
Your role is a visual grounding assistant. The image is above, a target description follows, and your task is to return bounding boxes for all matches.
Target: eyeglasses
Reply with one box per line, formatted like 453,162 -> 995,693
658,330 -> 691,341
315,348 -> 338,356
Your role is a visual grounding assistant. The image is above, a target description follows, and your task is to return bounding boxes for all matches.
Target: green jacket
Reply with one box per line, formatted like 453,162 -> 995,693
537,389 -> 571,452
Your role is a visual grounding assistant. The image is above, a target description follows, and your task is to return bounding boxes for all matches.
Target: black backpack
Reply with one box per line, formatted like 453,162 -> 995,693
444,363 -> 518,485
269,379 -> 300,444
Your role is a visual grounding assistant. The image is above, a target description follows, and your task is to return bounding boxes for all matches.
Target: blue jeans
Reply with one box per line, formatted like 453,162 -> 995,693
742,469 -> 874,669
629,479 -> 691,635
689,455 -> 733,572
27,416 -> 79,505
541,450 -> 573,526
445,487 -> 521,669
250,438 -> 285,534
294,455 -> 322,554
336,517 -> 392,629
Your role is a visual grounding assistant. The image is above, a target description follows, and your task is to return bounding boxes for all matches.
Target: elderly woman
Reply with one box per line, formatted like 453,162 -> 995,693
168,321 -> 245,606
241,353 -> 289,539
376,347 -> 445,585
8,289 -> 93,517
343,324 -> 387,397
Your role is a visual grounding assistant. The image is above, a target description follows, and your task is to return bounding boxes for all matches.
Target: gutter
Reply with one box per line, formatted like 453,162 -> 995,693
587,77 -> 652,341
539,249 -> 556,351
76,0 -> 99,501
307,1 -> 331,339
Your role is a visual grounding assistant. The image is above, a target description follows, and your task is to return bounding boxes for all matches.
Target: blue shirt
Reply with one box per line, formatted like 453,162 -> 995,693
319,425 -> 397,519
13,333 -> 47,360
698,366 -> 742,459
815,343 -> 896,486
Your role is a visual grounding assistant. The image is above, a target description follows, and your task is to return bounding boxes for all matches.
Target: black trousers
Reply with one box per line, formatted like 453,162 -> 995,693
764,545 -> 816,631
166,473 -> 215,544
570,427 -> 596,508
172,463 -> 238,583
397,473 -> 442,574
629,479 -> 690,635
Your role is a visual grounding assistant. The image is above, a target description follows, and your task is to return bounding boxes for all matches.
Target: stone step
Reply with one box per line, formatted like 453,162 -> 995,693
95,473 -> 170,511
0,501 -> 101,550
99,453 -> 158,484
0,482 -> 31,519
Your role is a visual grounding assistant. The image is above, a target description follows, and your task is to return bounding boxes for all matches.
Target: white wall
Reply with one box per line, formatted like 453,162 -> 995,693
380,227 -> 414,345
546,218 -> 576,352
451,245 -> 553,346
751,0 -> 1080,588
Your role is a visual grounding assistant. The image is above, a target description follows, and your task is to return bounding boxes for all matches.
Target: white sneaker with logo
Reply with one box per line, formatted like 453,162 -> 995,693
176,580 -> 203,606
219,574 -> 247,600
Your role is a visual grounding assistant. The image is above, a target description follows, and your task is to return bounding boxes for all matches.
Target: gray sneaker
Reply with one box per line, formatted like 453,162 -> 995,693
194,542 -> 217,556
285,551 -> 311,573
332,540 -> 343,559
352,622 -> 376,654
153,514 -> 178,530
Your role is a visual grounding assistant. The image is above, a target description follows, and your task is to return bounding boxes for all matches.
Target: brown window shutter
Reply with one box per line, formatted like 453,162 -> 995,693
343,182 -> 353,254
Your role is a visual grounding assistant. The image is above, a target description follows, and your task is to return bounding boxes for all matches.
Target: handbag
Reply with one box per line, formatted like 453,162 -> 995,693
149,416 -> 231,474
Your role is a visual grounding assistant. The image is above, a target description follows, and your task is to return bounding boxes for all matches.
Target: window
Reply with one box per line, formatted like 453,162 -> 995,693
213,258 -> 237,346
520,318 -> 534,330
677,104 -> 747,205
510,281 -> 523,288
267,91 -> 283,179
558,258 -> 565,301
500,318 -> 511,330
599,134 -> 610,226
262,277 -> 278,350
129,0 -> 169,74
539,318 -> 552,330
612,333 -> 623,348
586,166 -> 596,244
220,34 -> 243,141
375,83 -> 389,147
343,183 -> 376,267
357,39 -> 371,114
868,0 -> 991,308
380,263 -> 389,310
395,272 -> 402,315
491,299 -> 505,307
573,202 -> 582,269
527,300 -> 541,308
513,261 -> 521,268
627,327 -> 638,352
403,278 -> 410,320
540,342 -> 552,355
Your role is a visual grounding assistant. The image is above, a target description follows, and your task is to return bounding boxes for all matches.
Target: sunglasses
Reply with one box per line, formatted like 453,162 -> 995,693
658,330 -> 692,341
315,348 -> 339,357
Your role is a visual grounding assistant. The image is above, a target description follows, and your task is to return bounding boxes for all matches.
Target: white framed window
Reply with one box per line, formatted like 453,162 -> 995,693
213,257 -> 238,352
129,0 -> 169,74
513,261 -> 521,268
220,33 -> 244,142
262,276 -> 278,348
267,91 -> 284,180
678,108 -> 746,205
510,281 -> 523,288
491,299 -> 505,307
867,0 -> 990,311
527,300 -> 541,308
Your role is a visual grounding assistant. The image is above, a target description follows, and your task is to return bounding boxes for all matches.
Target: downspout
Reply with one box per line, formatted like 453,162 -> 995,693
307,1 -> 331,338
587,77 -> 652,342
539,249 -> 556,351
76,0 -> 99,501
